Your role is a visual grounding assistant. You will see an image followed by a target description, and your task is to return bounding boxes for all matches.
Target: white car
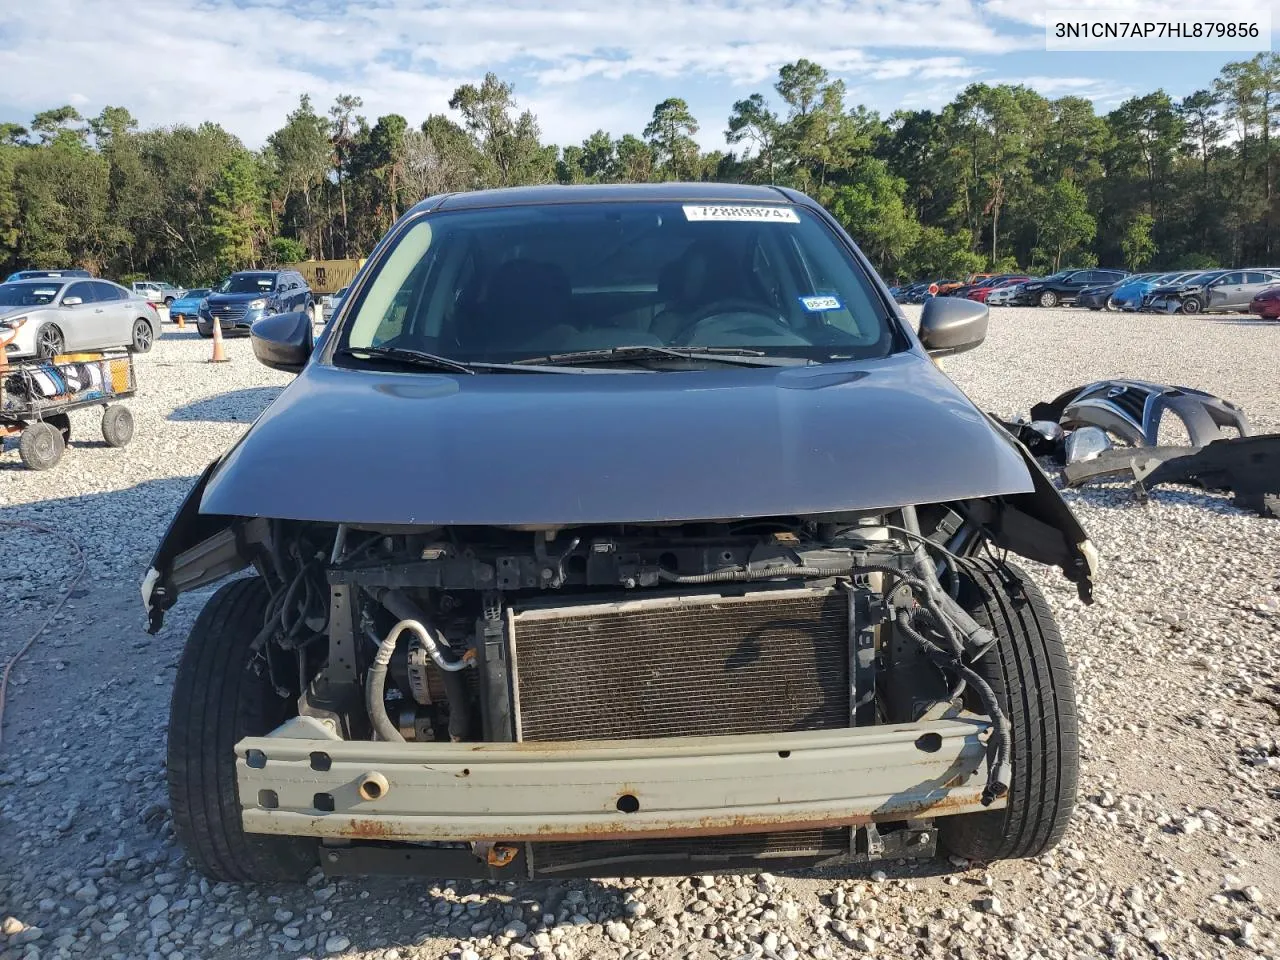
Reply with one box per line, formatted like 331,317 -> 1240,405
986,284 -> 1020,306
0,278 -> 161,359
132,281 -> 186,305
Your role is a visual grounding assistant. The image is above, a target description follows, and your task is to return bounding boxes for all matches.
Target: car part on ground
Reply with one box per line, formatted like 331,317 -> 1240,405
1063,426 -> 1112,464
146,182 -> 1091,882
1062,435 -> 1280,519
1030,380 -> 1251,449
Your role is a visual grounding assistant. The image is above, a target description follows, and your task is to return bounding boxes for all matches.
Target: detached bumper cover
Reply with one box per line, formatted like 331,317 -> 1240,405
237,716 -> 1001,843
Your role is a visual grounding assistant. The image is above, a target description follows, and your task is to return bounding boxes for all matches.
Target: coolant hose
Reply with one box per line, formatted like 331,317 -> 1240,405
377,590 -> 474,742
366,620 -> 410,742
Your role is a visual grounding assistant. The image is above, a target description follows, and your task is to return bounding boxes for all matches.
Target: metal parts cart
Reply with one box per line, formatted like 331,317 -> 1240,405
0,351 -> 137,470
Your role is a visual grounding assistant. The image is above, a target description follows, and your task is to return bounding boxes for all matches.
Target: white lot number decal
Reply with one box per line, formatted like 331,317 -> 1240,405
800,295 -> 842,312
683,204 -> 800,223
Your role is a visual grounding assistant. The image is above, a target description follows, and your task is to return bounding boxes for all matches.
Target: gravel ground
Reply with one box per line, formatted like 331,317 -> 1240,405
1,309 -> 1278,960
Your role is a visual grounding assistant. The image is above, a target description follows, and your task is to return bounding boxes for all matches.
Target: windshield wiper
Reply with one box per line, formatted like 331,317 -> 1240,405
337,345 -> 478,375
512,345 -> 801,367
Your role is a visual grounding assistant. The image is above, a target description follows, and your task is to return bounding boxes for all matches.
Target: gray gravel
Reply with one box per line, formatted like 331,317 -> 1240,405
1,310 -> 1278,960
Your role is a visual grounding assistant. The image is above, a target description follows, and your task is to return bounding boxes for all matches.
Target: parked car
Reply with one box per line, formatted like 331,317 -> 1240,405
950,275 -> 1023,300
132,281 -> 187,306
5,269 -> 92,282
1109,271 -> 1197,312
0,278 -> 160,359
937,273 -> 995,296
1075,272 -> 1159,311
167,288 -> 211,323
146,183 -> 1092,884
1013,269 -> 1128,307
322,285 -> 349,313
1248,284 -> 1280,319
1143,269 -> 1280,314
197,269 -> 312,338
968,276 -> 1030,304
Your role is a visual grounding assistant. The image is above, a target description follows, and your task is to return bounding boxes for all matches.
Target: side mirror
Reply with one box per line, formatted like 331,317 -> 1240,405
62,296 -> 83,306
251,310 -> 313,373
918,296 -> 988,356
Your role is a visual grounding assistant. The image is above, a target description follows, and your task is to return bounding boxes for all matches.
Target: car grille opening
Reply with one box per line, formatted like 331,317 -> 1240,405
210,303 -> 248,322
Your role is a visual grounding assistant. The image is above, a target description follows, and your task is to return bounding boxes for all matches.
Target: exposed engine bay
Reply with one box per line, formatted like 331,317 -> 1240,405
144,489 -> 1093,876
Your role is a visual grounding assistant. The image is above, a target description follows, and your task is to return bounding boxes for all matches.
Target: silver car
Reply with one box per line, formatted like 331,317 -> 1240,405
0,278 -> 161,360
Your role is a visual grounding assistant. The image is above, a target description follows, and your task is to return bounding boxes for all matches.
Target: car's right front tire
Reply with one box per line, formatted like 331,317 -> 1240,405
938,558 -> 1080,862
168,578 -> 317,882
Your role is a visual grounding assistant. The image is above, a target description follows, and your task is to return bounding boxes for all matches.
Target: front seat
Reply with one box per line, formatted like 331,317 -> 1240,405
471,259 -> 574,354
650,239 -> 752,342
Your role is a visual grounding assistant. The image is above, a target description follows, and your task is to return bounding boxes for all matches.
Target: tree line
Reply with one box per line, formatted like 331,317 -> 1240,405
4,54 -> 1280,284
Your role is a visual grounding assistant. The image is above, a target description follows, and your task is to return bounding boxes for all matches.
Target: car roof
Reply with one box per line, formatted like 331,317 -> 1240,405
423,182 -> 799,214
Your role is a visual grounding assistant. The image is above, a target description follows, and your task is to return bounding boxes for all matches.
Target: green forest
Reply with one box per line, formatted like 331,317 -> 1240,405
4,53 -> 1280,285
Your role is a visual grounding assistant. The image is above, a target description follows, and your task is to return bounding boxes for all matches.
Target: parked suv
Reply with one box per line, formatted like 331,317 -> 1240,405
196,269 -> 311,338
1014,269 -> 1128,307
147,183 -> 1091,883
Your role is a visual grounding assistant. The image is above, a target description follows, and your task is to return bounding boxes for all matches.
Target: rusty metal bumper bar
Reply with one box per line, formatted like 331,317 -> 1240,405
237,716 -> 1000,843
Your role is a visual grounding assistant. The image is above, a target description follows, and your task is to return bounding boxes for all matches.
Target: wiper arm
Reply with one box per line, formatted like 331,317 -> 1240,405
337,345 -> 477,375
512,345 -> 797,367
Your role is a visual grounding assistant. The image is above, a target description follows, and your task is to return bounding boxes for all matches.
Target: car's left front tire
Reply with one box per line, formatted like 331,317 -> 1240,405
168,578 -> 317,883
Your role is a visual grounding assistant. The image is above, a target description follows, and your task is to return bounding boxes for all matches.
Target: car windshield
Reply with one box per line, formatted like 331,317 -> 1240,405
186,288 -> 210,298
337,201 -> 896,365
219,273 -> 275,293
0,282 -> 62,306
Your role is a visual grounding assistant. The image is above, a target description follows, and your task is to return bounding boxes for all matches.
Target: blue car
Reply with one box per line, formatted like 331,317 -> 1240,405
1109,271 -> 1198,312
168,288 -> 211,323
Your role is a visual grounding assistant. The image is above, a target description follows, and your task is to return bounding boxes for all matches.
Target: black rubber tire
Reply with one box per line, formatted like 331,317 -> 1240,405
18,421 -> 64,470
129,319 -> 154,353
164,296 -> 176,305
100,405 -> 134,447
46,412 -> 71,444
1181,296 -> 1202,315
939,558 -> 1079,862
196,324 -> 213,339
1038,290 -> 1059,308
35,323 -> 64,359
168,578 -> 317,882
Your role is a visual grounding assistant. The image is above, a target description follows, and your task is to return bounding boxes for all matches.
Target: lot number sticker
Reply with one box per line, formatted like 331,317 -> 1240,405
683,205 -> 800,223
799,295 -> 843,312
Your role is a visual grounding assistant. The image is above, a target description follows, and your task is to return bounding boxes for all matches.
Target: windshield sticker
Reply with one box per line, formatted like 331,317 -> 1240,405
683,204 -> 800,224
799,295 -> 843,312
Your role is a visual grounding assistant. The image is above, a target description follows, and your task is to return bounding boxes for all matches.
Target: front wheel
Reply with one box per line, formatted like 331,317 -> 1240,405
1038,290 -> 1059,308
101,405 -> 134,447
1181,296 -> 1202,315
129,319 -> 154,353
938,558 -> 1080,862
19,421 -> 65,470
168,578 -> 317,882
35,323 -> 64,359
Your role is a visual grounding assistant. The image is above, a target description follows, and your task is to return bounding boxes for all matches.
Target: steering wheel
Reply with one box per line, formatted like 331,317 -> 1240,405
670,298 -> 791,345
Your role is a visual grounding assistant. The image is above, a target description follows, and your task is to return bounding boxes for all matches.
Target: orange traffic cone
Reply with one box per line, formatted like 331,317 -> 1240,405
209,317 -> 228,363
176,313 -> 185,331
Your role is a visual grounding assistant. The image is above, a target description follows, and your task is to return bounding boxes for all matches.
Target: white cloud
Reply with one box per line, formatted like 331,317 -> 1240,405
0,0 -> 1055,148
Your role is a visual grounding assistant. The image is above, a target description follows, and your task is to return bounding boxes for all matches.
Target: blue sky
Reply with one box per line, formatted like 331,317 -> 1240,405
0,1 -> 1270,151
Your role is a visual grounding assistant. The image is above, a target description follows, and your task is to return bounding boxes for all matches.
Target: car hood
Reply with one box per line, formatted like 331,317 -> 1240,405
199,352 -> 1037,526
1149,282 -> 1204,294
0,303 -> 37,321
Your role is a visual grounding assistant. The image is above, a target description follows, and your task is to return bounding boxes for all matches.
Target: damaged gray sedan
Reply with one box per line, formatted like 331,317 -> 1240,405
143,183 -> 1096,882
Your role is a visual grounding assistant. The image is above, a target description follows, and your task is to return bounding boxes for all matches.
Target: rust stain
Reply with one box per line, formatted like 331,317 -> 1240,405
340,818 -> 399,839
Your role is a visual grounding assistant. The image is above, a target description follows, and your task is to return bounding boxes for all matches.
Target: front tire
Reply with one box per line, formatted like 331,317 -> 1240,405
939,558 -> 1079,862
1038,291 -> 1059,308
18,421 -> 65,470
35,323 -> 64,359
1181,296 -> 1202,314
168,578 -> 317,882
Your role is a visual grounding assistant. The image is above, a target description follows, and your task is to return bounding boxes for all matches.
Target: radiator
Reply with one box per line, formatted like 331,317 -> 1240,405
507,585 -> 852,742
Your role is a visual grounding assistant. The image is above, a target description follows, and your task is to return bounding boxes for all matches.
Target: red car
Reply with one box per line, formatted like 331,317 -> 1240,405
1249,285 -> 1280,318
968,276 -> 1030,303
